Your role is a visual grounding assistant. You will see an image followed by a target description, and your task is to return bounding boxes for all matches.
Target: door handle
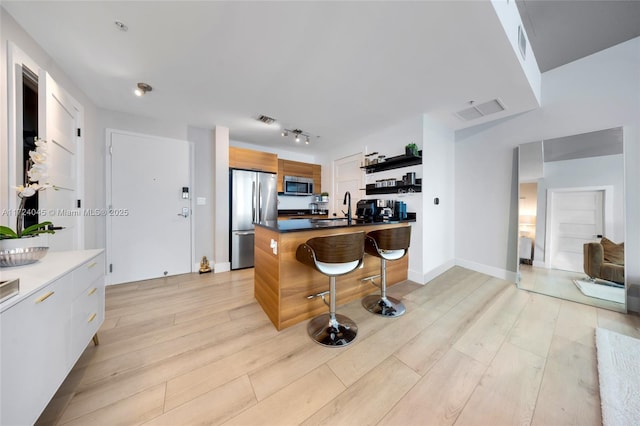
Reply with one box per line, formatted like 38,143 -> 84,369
235,231 -> 255,236
177,207 -> 190,218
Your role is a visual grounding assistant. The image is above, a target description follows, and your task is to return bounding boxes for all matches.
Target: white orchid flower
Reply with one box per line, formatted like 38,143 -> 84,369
29,150 -> 47,164
17,185 -> 36,197
27,164 -> 48,182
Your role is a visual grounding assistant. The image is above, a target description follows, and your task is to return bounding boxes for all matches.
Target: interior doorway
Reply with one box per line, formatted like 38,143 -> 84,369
21,67 -> 39,230
333,153 -> 363,217
546,187 -> 611,272
107,130 -> 193,285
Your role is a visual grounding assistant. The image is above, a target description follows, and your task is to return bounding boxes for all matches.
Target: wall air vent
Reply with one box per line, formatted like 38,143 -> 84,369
455,99 -> 506,122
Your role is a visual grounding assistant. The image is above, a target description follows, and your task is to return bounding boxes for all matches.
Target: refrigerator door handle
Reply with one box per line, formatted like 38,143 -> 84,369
258,181 -> 263,223
252,181 -> 256,223
234,231 -> 255,236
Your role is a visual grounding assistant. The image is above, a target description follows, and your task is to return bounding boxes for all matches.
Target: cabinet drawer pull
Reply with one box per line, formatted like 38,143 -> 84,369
88,313 -> 97,323
87,287 -> 97,296
35,291 -> 55,304
87,261 -> 98,269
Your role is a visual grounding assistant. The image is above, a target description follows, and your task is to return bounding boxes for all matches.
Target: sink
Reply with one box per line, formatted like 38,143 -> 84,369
310,218 -> 350,227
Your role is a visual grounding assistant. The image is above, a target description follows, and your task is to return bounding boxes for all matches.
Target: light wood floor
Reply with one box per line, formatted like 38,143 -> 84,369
519,264 -> 626,313
37,266 -> 640,425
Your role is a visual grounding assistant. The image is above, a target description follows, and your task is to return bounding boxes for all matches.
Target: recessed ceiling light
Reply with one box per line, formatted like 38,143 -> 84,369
134,82 -> 152,96
114,20 -> 128,32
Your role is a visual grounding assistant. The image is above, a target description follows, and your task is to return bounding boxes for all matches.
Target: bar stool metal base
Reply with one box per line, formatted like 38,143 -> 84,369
362,294 -> 406,317
307,313 -> 358,347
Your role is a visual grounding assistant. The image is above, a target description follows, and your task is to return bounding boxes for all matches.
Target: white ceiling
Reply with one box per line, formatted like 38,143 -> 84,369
3,1 -> 633,154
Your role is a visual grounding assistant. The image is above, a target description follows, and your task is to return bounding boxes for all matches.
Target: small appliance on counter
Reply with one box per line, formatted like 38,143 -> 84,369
356,199 -> 382,222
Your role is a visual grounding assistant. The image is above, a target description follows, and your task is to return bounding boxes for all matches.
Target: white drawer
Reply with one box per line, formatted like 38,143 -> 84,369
71,276 -> 104,353
73,253 -> 105,297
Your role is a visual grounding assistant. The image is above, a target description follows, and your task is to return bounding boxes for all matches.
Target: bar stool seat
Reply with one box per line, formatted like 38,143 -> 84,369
362,227 -> 411,317
296,232 -> 365,347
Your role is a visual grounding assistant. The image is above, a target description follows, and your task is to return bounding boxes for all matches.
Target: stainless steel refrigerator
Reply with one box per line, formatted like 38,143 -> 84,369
230,169 -> 278,269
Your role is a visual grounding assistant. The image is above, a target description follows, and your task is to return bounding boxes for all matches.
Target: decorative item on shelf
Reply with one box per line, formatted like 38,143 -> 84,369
199,256 -> 212,274
0,137 -> 56,266
363,152 -> 378,166
405,143 -> 419,157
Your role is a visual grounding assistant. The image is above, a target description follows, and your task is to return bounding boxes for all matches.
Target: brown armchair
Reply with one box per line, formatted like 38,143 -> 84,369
583,237 -> 624,284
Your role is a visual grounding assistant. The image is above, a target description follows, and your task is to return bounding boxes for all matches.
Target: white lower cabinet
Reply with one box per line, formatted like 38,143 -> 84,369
0,250 -> 105,426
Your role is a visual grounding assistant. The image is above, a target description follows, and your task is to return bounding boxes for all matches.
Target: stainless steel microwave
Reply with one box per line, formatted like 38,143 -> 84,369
283,176 -> 314,196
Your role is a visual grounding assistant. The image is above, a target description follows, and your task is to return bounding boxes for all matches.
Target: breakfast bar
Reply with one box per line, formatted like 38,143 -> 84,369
254,218 -> 412,330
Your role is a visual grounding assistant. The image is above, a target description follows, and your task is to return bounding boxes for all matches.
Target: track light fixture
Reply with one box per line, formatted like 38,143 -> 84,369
134,82 -> 152,96
281,128 -> 315,145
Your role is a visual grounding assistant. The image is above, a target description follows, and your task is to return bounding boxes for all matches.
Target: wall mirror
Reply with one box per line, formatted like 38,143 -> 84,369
517,127 -> 626,312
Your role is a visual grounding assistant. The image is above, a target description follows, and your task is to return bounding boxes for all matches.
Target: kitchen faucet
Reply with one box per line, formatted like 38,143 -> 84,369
342,191 -> 352,225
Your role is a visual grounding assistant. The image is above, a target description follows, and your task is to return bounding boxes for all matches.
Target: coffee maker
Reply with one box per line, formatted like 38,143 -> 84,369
356,199 -> 381,222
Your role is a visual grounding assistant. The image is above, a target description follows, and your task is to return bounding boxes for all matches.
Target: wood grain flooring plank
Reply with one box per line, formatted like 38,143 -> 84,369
554,299 -> 598,349
224,365 -> 345,426
380,349 -> 487,426
142,376 -> 256,426
164,323 -> 308,411
453,284 -> 529,365
300,356 -> 420,426
507,291 -> 561,358
327,305 -> 443,387
59,383 -> 166,426
531,335 -> 600,426
395,278 -> 510,374
455,342 -> 545,426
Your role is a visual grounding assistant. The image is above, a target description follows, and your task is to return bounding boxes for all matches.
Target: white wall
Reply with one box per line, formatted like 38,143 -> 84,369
421,115 -> 456,282
455,37 -> 640,311
317,114 -> 456,283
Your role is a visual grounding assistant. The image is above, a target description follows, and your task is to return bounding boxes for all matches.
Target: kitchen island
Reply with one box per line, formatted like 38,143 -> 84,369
254,218 -> 412,330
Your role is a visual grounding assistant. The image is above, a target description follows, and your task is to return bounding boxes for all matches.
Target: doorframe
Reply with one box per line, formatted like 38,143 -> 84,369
6,42 -> 44,215
332,152 -> 364,217
105,128 -> 195,285
544,185 -> 614,269
6,43 -> 85,249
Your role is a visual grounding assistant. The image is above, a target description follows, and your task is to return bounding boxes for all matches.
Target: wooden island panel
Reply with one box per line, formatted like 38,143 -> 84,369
254,223 -> 409,330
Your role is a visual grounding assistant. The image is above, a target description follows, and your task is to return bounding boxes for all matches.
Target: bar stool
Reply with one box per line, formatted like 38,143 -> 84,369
362,226 -> 411,317
296,232 -> 365,347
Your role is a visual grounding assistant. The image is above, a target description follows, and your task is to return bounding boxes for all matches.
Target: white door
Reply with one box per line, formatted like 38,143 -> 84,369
549,190 -> 603,272
108,131 -> 192,285
40,72 -> 83,251
333,153 -> 363,217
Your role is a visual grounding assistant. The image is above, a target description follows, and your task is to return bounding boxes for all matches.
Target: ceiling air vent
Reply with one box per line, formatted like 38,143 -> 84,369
257,114 -> 276,125
455,99 -> 506,122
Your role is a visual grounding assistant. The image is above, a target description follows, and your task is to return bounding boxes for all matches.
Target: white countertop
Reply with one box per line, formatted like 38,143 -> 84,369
0,249 -> 104,313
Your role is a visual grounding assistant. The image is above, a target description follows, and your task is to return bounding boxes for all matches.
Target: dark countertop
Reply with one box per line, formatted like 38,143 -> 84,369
277,209 -> 328,216
256,217 -> 415,233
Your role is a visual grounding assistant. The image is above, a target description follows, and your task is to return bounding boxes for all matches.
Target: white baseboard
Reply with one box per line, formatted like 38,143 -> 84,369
455,258 -> 518,283
214,262 -> 231,273
407,259 -> 456,285
627,295 -> 640,314
423,259 -> 456,284
533,260 -> 545,268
